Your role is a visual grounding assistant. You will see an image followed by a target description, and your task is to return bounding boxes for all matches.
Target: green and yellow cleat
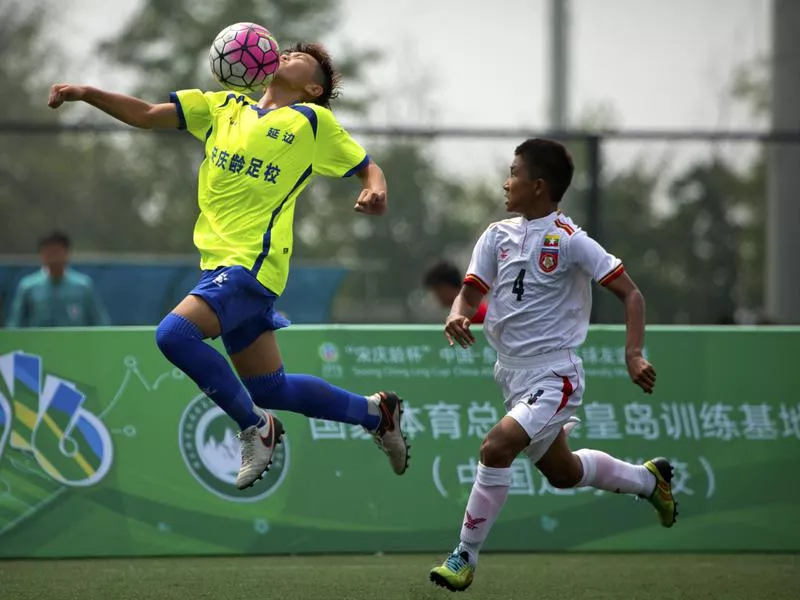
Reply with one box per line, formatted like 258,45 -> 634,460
642,457 -> 678,528
430,551 -> 475,592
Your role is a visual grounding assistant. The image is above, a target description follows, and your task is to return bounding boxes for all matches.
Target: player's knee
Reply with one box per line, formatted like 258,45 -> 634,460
155,313 -> 202,360
479,433 -> 517,468
544,460 -> 583,489
545,471 -> 579,489
155,318 -> 176,357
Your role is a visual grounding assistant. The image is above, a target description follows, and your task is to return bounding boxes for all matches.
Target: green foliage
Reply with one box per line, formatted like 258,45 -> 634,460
0,2 -> 144,253
586,153 -> 766,325
0,1 -> 771,324
730,56 -> 770,120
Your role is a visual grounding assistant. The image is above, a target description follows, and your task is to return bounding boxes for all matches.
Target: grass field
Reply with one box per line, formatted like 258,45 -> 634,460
2,553 -> 798,600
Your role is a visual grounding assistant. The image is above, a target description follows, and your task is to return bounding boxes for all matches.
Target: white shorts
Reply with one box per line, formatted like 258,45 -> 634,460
494,349 -> 584,463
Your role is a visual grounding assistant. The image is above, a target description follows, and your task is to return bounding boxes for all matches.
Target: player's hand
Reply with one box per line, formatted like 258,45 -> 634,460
627,354 -> 656,394
48,84 -> 87,109
354,188 -> 387,215
444,314 -> 475,348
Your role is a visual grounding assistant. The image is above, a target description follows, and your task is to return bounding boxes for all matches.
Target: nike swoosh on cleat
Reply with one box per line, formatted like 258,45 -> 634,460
379,395 -> 395,432
259,417 -> 275,447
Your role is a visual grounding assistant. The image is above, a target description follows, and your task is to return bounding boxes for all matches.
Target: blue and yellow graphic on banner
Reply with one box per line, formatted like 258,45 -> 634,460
0,352 -> 113,488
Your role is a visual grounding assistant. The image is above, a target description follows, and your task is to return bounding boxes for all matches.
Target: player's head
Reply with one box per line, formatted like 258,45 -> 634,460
423,261 -> 462,308
275,43 -> 341,108
504,138 -> 574,215
38,230 -> 71,279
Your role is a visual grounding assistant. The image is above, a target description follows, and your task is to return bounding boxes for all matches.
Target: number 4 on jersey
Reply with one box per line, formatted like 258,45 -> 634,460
512,268 -> 526,301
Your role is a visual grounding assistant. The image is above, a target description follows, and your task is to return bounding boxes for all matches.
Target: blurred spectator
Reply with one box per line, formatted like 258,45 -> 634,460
5,231 -> 110,328
423,260 -> 488,324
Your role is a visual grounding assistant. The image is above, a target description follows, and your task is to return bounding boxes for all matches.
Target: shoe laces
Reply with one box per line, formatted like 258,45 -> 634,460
237,427 -> 256,464
445,552 -> 468,572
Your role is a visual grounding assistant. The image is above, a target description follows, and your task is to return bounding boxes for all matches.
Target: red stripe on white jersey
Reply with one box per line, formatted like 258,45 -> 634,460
464,274 -> 490,294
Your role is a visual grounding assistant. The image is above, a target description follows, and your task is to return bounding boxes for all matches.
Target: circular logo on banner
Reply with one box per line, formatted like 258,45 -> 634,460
179,394 -> 289,502
318,342 -> 339,363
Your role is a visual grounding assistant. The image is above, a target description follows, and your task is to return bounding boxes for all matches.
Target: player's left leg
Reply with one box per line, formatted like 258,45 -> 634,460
155,293 -> 281,490
230,330 -> 409,476
430,416 -> 530,592
534,430 -> 678,527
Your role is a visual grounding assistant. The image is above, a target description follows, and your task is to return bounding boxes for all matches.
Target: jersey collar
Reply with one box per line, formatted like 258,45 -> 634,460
523,211 -> 558,228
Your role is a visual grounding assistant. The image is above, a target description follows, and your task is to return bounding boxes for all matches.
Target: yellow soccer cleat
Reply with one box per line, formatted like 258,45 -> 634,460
430,551 -> 475,592
642,457 -> 678,528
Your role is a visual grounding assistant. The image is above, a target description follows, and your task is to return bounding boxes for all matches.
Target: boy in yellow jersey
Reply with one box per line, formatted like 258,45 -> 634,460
48,43 -> 409,490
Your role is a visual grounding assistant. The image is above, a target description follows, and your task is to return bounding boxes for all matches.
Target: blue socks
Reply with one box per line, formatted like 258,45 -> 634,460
156,313 -> 261,430
156,313 -> 380,432
242,367 -> 381,431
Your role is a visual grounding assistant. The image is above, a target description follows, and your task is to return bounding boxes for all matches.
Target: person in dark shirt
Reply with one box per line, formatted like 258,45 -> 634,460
423,260 -> 487,324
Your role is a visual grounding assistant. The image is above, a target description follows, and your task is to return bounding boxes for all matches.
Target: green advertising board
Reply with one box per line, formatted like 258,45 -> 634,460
0,326 -> 797,558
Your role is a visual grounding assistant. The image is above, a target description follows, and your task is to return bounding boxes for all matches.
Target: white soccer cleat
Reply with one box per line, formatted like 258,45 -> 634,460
370,391 -> 410,475
235,410 -> 285,490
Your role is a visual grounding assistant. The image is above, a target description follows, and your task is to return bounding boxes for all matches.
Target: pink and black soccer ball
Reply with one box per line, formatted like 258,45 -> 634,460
209,22 -> 280,93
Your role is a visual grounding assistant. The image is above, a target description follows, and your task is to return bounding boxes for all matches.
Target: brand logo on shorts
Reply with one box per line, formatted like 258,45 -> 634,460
179,395 -> 289,502
212,272 -> 229,286
525,389 -> 545,405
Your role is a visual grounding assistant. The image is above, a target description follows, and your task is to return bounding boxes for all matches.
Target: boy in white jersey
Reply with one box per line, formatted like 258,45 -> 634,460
430,139 -> 677,592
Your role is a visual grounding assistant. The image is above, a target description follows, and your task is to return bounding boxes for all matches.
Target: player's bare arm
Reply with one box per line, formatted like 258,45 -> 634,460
605,272 -> 657,394
444,284 -> 485,348
47,84 -> 179,129
353,159 -> 388,215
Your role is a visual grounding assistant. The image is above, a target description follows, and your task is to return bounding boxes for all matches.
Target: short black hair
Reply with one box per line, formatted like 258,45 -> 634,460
287,42 -> 341,109
514,138 -> 575,203
38,230 -> 70,251
423,261 -> 462,289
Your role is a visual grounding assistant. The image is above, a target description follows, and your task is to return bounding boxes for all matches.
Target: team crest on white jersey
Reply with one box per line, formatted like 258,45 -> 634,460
539,250 -> 557,272
539,234 -> 560,273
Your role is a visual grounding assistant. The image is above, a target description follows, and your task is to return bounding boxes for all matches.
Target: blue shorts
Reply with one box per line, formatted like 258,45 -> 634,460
190,266 -> 291,355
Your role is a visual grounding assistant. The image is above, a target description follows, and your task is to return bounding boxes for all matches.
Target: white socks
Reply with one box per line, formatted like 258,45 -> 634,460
452,451 -> 655,566
457,463 -> 512,565
574,448 -> 656,496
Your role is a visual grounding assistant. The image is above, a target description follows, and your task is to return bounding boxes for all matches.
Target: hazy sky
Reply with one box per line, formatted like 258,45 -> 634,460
337,0 -> 769,130
63,0 -> 770,175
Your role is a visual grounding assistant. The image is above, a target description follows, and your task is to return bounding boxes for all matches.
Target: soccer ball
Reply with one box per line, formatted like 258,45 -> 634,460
209,22 -> 281,93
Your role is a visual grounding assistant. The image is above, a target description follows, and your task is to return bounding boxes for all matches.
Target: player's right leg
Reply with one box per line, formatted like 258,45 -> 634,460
535,431 -> 678,527
154,293 -> 279,490
231,330 -> 410,476
430,416 -> 530,592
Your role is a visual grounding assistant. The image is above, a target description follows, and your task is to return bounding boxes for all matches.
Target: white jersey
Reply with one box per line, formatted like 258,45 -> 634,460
465,211 -> 623,358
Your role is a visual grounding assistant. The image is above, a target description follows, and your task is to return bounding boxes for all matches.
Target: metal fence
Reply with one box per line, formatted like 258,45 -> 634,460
1,122 -> 797,325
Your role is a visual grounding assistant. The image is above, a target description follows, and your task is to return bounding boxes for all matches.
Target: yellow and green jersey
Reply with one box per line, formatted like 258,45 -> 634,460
170,89 -> 369,295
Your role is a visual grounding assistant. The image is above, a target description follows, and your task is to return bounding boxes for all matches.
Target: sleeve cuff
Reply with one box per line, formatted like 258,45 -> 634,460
342,153 -> 370,177
598,263 -> 625,286
464,274 -> 490,294
169,92 -> 187,130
